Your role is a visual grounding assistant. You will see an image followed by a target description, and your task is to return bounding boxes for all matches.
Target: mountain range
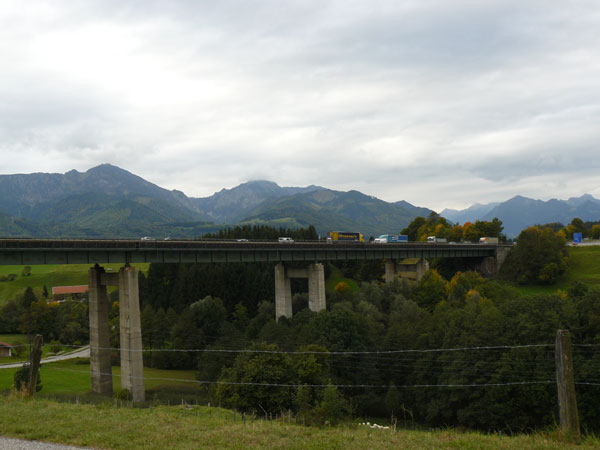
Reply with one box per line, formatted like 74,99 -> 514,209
0,164 -> 431,238
1,164 -> 599,239
441,194 -> 600,237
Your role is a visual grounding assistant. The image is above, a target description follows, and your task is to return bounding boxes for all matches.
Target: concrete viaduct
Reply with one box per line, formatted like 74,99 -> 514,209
0,238 -> 510,402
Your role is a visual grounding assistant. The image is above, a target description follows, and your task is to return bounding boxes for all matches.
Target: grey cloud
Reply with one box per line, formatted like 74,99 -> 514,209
1,0 -> 599,212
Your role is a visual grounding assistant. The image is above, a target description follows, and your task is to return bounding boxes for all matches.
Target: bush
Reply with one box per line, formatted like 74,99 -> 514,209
13,364 -> 42,393
10,340 -> 27,357
114,388 -> 131,401
314,384 -> 350,425
334,282 -> 350,294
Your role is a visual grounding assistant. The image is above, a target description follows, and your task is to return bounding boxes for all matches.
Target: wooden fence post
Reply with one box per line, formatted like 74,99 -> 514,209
28,334 -> 43,397
555,329 -> 580,443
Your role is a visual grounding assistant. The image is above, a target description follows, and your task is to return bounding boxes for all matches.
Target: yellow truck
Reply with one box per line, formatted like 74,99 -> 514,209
327,231 -> 364,242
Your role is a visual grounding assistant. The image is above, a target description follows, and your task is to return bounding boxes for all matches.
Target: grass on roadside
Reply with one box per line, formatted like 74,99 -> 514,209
0,396 -> 598,450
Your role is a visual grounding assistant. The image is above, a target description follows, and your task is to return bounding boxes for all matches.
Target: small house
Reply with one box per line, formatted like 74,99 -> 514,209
0,341 -> 13,357
52,285 -> 89,302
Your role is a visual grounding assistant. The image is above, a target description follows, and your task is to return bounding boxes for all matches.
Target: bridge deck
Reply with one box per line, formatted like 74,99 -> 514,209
0,239 -> 501,266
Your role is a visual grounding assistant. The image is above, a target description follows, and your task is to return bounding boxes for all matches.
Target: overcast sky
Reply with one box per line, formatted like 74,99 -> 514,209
1,0 -> 599,211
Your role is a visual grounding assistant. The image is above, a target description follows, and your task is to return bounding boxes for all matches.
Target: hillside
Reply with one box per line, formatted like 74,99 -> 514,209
193,180 -> 325,223
242,189 -> 432,237
0,164 -> 205,220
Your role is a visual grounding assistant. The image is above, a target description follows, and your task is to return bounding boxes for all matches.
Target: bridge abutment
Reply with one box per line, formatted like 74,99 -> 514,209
385,258 -> 429,283
275,262 -> 326,321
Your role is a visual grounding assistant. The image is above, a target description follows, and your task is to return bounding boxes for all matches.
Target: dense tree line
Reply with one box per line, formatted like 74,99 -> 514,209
202,224 -> 319,241
539,217 -> 600,240
402,213 -> 505,242
137,261 -> 600,432
0,287 -> 89,346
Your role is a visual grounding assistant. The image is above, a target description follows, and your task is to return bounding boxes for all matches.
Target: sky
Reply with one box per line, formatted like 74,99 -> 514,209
1,0 -> 599,212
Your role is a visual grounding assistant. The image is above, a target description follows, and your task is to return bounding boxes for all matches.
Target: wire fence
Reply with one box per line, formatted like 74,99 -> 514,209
7,340 -> 600,391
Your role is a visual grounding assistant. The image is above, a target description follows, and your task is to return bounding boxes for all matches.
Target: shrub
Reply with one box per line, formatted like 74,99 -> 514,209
13,364 -> 42,393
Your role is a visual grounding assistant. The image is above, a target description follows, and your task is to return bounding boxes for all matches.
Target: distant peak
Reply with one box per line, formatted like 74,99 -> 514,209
243,180 -> 279,187
570,193 -> 594,201
88,163 -> 123,172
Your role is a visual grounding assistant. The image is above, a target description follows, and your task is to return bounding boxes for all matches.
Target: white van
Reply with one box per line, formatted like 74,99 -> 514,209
278,237 -> 294,243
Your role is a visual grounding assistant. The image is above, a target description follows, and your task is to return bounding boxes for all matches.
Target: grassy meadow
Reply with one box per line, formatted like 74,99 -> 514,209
0,263 -> 149,305
515,246 -> 600,296
0,359 -> 199,398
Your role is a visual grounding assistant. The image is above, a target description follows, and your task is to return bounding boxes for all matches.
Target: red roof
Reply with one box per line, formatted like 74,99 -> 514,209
0,341 -> 13,348
52,285 -> 89,295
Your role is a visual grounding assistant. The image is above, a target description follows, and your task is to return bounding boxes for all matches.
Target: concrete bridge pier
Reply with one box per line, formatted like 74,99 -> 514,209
384,260 -> 397,283
308,263 -> 326,312
88,265 -> 145,402
118,266 -> 145,403
275,263 -> 293,320
275,262 -> 326,321
88,265 -> 113,396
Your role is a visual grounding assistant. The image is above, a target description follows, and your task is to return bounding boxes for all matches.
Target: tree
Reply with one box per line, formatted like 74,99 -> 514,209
500,226 -> 568,285
411,269 -> 447,311
21,287 -> 37,309
562,218 -> 587,240
591,224 -> 600,240
401,217 -> 427,242
216,342 -> 296,412
315,384 -> 350,425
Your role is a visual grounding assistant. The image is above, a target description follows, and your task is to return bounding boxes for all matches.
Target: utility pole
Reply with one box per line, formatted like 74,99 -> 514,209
555,330 -> 580,443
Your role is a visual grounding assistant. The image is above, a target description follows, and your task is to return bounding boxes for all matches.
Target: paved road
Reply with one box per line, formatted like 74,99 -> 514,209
0,437 -> 94,449
0,346 -> 90,369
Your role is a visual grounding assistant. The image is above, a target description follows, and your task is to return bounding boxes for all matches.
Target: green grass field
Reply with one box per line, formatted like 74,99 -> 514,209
0,334 -> 61,363
0,263 -> 149,305
0,397 -> 597,449
0,359 -> 198,396
515,246 -> 600,296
